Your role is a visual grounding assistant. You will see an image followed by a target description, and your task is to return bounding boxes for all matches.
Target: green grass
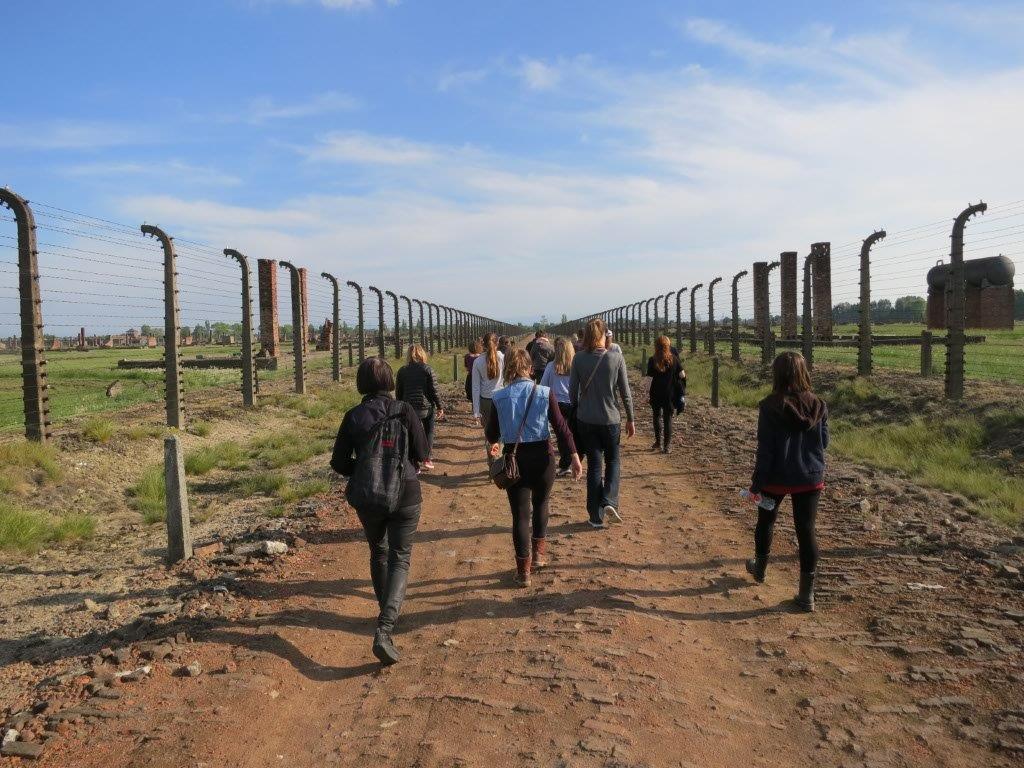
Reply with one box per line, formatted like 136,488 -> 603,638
0,501 -> 96,553
81,417 -> 116,444
234,471 -> 290,496
188,420 -> 213,437
832,416 -> 1024,527
276,478 -> 330,503
249,430 -> 331,468
0,441 -> 62,494
129,464 -> 166,524
184,441 -> 246,475
125,424 -> 166,440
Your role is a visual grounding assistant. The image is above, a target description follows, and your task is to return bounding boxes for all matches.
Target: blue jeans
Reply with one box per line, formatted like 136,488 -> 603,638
577,421 -> 621,522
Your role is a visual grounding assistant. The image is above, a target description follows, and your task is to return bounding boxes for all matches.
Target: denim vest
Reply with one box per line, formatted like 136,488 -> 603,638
492,379 -> 550,443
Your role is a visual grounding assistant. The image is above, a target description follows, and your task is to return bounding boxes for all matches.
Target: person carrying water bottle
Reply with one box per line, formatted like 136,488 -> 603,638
746,351 -> 829,612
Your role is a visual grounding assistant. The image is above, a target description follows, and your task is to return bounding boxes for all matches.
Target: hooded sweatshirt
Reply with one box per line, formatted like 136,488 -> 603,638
750,390 -> 829,494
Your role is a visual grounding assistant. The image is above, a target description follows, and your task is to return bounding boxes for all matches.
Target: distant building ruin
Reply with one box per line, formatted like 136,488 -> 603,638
927,254 -> 1015,330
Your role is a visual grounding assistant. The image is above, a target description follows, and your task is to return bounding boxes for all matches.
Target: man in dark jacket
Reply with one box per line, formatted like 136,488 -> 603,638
528,331 -> 555,382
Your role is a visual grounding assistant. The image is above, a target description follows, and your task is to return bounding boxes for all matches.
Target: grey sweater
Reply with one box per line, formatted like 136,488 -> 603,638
569,348 -> 635,426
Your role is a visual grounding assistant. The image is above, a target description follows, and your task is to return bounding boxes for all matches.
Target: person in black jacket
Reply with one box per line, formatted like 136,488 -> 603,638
746,352 -> 829,612
330,357 -> 429,664
396,344 -> 444,471
645,335 -> 682,453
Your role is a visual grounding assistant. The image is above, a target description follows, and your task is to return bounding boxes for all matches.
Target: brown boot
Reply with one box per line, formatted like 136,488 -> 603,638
514,556 -> 532,587
531,538 -> 548,569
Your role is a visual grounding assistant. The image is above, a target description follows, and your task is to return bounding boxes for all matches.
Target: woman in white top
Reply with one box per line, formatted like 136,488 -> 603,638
540,336 -> 575,476
472,331 -> 504,466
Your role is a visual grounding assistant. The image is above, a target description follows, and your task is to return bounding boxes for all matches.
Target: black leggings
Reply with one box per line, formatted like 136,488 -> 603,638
555,401 -> 573,470
651,402 -> 672,445
504,444 -> 555,559
755,489 -> 820,574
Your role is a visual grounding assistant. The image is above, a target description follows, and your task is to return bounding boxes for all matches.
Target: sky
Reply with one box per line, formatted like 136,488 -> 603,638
3,0 -> 1024,331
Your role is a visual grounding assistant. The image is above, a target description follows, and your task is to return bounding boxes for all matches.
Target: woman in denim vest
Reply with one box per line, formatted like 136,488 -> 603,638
485,350 -> 582,586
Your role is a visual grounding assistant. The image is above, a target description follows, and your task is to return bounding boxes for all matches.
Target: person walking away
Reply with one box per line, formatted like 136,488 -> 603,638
529,330 -> 555,382
330,357 -> 428,664
396,344 -> 444,471
540,336 -> 575,476
472,332 -> 505,466
486,349 -> 582,585
646,335 -> 681,454
572,329 -> 585,353
605,330 -> 622,354
746,351 -> 829,612
464,339 -> 482,403
569,318 -> 635,528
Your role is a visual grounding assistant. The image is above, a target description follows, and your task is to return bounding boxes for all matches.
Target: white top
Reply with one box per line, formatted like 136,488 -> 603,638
471,351 -> 505,417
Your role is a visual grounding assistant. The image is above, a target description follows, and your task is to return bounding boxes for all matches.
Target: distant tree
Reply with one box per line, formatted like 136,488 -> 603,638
560,313 -> 568,325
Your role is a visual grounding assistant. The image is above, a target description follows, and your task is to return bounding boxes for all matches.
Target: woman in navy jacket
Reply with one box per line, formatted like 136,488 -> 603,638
747,352 -> 829,612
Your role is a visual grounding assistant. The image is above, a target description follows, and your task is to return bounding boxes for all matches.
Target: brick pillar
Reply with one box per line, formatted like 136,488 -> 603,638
298,267 -> 309,356
752,261 -> 769,339
257,259 -> 279,357
779,251 -> 798,339
811,242 -> 832,340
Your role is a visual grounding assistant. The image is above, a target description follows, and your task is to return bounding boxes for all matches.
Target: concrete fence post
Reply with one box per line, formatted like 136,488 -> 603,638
413,299 -> 426,348
731,270 -> 747,362
224,249 -> 257,405
164,435 -> 193,564
711,356 -> 720,408
802,252 -> 814,370
368,286 -> 386,358
675,288 -> 687,354
0,189 -> 50,442
945,202 -> 987,400
921,331 -> 933,377
707,277 -> 722,356
426,302 -> 436,354
386,290 -> 401,359
400,296 -> 413,353
347,281 -> 365,363
280,261 -> 307,394
689,284 -> 704,354
321,272 -> 342,380
858,231 -> 887,377
761,262 -> 779,367
141,224 -> 184,428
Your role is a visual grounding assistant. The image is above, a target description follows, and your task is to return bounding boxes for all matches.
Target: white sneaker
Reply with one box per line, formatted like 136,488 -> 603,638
602,505 -> 622,523
422,460 -> 435,471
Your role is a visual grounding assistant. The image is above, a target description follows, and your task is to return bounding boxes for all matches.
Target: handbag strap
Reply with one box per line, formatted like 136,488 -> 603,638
580,351 -> 607,396
510,383 -> 539,456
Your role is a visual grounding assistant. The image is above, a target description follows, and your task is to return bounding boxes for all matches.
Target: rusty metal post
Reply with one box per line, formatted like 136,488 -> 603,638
0,190 -> 50,442
347,281 -> 365,363
224,249 -> 257,405
281,261 -> 306,393
141,224 -> 183,428
689,283 -> 704,354
675,287 -> 687,353
945,202 -> 987,400
731,270 -> 748,362
707,277 -> 722,355
802,253 -> 813,370
921,331 -> 933,377
858,230 -> 887,377
385,290 -> 401,359
321,272 -> 341,380
368,286 -> 386,358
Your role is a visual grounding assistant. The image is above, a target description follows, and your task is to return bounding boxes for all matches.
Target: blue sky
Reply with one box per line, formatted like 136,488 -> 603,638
3,0 -> 1024,329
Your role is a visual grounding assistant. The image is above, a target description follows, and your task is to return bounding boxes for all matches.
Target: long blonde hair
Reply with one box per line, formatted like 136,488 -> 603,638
554,336 -> 574,375
482,332 -> 500,379
407,343 -> 428,365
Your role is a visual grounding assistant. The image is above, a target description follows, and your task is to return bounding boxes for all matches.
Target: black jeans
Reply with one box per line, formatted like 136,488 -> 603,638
504,444 -> 555,559
651,402 -> 672,446
356,503 -> 421,632
555,401 -> 573,470
421,408 -> 435,457
755,489 -> 820,574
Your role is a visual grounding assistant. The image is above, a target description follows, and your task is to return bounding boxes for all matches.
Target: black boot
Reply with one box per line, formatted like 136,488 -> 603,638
372,628 -> 400,665
369,558 -> 388,610
794,572 -> 815,612
745,556 -> 768,583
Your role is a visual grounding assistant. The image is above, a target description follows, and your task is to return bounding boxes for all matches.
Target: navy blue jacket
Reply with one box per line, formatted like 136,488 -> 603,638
750,391 -> 829,493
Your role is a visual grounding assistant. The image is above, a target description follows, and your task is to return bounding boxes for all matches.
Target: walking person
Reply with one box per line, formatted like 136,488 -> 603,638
472,332 -> 505,465
746,352 -> 829,612
540,336 -> 575,476
528,330 -> 555,382
396,343 -> 444,472
646,335 -> 681,454
569,318 -> 635,529
330,357 -> 428,665
464,339 -> 482,403
485,349 -> 582,586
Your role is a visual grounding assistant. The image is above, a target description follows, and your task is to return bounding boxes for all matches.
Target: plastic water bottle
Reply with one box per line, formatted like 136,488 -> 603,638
740,489 -> 776,511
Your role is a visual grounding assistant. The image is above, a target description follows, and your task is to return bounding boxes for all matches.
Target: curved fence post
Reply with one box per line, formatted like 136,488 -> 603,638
400,295 -> 413,353
731,270 -> 748,362
413,299 -> 426,348
141,224 -> 184,428
224,249 -> 257,405
368,286 -> 386,358
346,281 -> 365,363
857,231 -> 886,377
385,290 -> 401,359
707,277 -> 722,355
762,261 -> 780,366
0,190 -> 50,441
321,272 -> 342,380
689,283 -> 704,354
280,261 -> 307,393
675,288 -> 687,353
945,202 -> 987,400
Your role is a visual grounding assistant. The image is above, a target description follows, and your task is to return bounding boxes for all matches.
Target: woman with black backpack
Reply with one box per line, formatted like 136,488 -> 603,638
396,343 -> 443,472
330,357 -> 428,665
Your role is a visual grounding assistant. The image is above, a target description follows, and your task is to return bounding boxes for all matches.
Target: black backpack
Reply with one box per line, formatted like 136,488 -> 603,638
344,400 -> 408,514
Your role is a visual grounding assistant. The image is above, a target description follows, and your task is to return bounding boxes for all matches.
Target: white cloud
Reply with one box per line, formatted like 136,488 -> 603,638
0,120 -> 149,150
519,58 -> 561,91
304,132 -> 441,165
254,0 -> 398,10
63,160 -> 241,187
438,67 -> 489,92
245,91 -> 358,123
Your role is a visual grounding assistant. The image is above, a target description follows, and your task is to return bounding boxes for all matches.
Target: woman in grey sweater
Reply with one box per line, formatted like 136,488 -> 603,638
569,318 -> 635,528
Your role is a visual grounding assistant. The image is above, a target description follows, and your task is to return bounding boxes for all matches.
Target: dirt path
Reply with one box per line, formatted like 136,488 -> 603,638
10,391 -> 1023,768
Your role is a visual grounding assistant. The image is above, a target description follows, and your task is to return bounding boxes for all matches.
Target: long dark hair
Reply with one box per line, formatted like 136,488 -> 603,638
772,352 -> 812,395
